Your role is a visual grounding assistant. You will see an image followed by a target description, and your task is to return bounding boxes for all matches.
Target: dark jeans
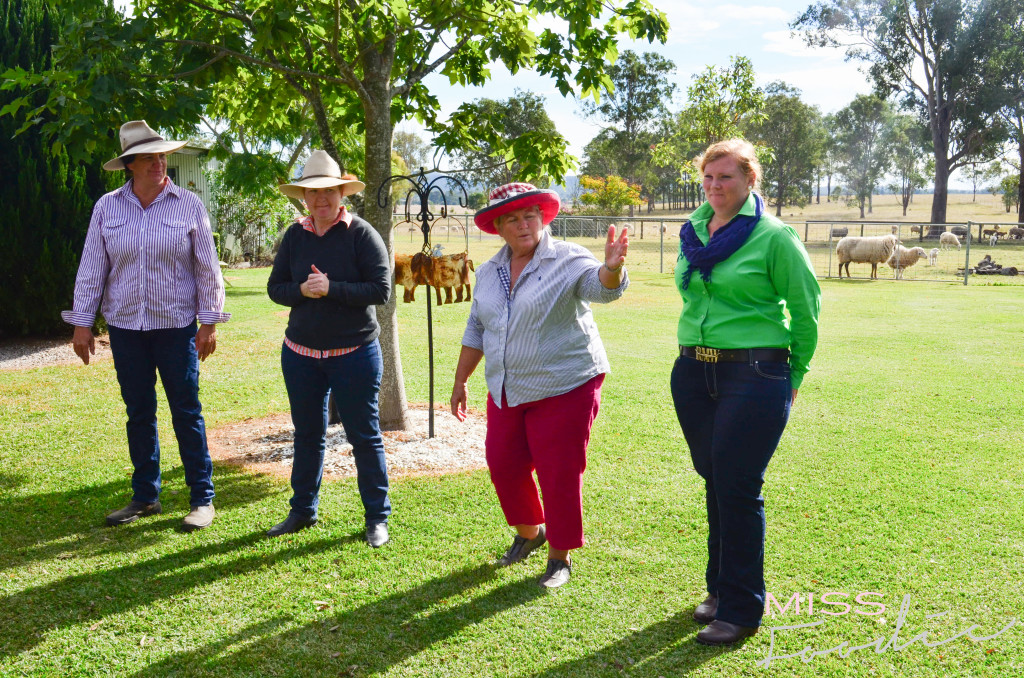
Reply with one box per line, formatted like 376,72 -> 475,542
280,340 -> 390,524
670,355 -> 792,628
107,322 -> 215,507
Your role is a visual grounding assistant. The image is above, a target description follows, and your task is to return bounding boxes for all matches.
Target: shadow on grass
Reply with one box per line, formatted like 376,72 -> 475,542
0,466 -> 276,572
123,562 -> 542,676
0,530 -> 340,661
528,611 -> 740,676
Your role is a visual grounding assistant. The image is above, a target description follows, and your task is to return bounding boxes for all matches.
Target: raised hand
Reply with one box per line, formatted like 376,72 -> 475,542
605,225 -> 629,271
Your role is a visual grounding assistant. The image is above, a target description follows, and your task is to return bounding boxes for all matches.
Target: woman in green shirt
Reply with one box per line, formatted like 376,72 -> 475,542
671,139 -> 820,646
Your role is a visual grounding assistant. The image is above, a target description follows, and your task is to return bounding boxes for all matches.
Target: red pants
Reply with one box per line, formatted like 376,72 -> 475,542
485,374 -> 604,551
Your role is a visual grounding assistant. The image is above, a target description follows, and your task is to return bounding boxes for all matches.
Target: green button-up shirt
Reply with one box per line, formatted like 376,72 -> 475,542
675,194 -> 821,388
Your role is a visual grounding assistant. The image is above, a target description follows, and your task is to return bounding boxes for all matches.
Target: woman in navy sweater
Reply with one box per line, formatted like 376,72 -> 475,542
266,150 -> 392,547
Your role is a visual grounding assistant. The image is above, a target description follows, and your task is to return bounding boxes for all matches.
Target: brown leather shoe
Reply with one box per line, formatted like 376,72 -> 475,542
181,504 -> 215,532
106,500 -> 162,526
692,594 -> 718,624
696,620 -> 757,646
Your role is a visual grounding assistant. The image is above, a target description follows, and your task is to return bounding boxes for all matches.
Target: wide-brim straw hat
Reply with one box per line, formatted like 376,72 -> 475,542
103,120 -> 187,171
278,150 -> 366,200
474,182 -> 561,234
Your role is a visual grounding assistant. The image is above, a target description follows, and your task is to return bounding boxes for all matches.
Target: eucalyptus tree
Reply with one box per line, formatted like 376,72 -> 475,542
745,82 -> 823,217
449,89 -> 561,190
793,0 -> 1023,224
834,94 -> 892,219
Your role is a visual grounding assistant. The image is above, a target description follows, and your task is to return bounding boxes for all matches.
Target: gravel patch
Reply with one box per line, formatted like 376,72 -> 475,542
0,335 -> 111,371
207,404 -> 487,480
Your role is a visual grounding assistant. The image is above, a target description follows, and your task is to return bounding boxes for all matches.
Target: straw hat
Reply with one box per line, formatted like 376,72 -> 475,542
278,150 -> 366,200
103,120 -> 187,171
473,182 -> 560,234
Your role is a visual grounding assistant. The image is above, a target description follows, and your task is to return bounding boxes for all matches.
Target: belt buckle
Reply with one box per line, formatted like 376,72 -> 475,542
695,346 -> 719,363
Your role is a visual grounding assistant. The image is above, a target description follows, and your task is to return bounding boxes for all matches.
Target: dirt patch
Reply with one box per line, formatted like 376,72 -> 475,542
207,403 -> 488,480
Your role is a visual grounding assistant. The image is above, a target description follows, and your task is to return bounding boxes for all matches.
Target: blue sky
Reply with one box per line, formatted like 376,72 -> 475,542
416,0 -> 875,170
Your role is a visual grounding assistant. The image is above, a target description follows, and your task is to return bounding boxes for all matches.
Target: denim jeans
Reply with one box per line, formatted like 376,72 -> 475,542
280,340 -> 391,524
670,354 -> 792,628
107,322 -> 215,507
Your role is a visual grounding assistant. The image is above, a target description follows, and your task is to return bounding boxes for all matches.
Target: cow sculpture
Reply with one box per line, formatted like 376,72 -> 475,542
393,252 -> 475,305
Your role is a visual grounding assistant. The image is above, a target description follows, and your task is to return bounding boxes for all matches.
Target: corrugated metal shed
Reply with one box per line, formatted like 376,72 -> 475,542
167,145 -> 218,220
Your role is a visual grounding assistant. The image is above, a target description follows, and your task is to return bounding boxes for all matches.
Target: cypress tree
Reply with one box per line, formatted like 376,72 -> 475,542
0,0 -> 112,336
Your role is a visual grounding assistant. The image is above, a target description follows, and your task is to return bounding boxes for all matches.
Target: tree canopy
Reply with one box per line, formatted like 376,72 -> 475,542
793,0 -> 1024,223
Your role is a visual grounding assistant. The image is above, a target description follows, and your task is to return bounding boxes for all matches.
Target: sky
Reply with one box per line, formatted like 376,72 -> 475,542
413,0 -> 876,173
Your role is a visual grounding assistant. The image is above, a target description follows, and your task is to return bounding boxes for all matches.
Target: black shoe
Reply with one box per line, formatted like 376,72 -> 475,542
497,525 -> 546,566
696,620 -> 757,646
366,522 -> 389,548
538,558 -> 571,588
266,514 -> 317,537
693,594 -> 718,624
106,500 -> 162,526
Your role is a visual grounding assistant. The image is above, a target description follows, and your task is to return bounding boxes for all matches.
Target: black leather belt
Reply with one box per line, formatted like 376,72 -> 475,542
679,345 -> 790,364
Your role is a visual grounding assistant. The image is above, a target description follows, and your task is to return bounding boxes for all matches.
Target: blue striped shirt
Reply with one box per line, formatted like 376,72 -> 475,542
462,230 -> 628,407
62,179 -> 230,330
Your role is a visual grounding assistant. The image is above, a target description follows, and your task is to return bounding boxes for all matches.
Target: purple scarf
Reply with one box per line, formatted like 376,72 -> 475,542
678,193 -> 763,289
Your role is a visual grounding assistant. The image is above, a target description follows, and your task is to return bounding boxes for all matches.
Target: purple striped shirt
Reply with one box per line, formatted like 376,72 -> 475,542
62,178 -> 230,330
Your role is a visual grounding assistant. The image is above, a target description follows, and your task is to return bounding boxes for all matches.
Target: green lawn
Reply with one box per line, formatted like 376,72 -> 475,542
1,268 -> 1022,677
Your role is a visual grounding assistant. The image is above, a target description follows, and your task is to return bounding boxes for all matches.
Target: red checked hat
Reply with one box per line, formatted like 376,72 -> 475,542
473,182 -> 561,234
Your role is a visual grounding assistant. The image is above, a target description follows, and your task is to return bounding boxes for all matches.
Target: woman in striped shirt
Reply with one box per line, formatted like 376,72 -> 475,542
63,120 -> 229,532
266,151 -> 393,548
450,183 -> 629,588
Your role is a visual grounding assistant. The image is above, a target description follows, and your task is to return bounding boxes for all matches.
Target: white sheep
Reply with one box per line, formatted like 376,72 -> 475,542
989,234 -> 998,246
927,248 -> 939,266
939,232 -> 961,250
887,245 -> 928,279
835,234 -> 898,279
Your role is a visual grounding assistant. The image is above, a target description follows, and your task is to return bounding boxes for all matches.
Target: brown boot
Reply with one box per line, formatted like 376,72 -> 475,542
693,594 -> 718,624
105,500 -> 162,526
696,620 -> 757,646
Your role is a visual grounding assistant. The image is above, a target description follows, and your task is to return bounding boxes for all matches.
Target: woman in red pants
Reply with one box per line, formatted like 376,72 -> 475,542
450,183 -> 629,588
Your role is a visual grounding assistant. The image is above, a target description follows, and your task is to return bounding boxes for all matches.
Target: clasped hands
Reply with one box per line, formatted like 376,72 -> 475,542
300,264 -> 330,298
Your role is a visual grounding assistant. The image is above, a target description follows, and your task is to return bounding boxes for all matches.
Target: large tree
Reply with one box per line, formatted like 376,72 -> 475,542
884,112 -> 930,216
449,89 -> 561,190
745,82 -> 823,217
833,94 -> 891,219
5,0 -> 668,429
578,50 -> 675,185
793,0 -> 1023,224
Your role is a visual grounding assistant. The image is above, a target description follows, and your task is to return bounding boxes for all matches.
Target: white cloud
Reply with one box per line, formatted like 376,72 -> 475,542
718,5 -> 791,23
761,64 -> 873,112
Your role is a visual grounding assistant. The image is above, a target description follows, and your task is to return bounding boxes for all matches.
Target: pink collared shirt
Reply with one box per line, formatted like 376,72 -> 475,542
62,178 -> 230,330
297,205 -> 353,234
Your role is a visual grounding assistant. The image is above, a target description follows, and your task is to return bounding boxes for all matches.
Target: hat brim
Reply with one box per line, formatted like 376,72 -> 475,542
103,140 -> 188,171
474,190 -> 561,234
278,178 -> 366,201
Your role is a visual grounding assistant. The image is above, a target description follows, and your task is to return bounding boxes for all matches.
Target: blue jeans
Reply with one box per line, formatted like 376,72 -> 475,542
107,322 -> 215,507
670,354 -> 792,628
280,340 -> 391,524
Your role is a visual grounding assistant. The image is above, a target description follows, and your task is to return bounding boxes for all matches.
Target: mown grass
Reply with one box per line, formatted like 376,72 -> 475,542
1,268 -> 1022,677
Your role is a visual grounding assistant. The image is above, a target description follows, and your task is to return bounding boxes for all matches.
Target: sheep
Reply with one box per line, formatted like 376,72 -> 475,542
835,234 -> 898,279
939,232 -> 961,250
927,248 -> 939,266
1007,226 -> 1024,240
886,245 -> 928,279
989,234 -> 998,246
982,226 -> 1004,240
949,225 -> 969,238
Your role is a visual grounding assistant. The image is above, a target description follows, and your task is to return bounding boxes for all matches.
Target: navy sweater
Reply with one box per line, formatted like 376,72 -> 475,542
267,215 -> 391,350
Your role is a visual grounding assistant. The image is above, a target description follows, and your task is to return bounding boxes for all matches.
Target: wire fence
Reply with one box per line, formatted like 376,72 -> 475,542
390,214 -> 1024,285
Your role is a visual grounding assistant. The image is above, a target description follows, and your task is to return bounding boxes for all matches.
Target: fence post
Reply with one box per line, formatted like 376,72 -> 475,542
660,219 -> 664,273
964,221 -> 972,286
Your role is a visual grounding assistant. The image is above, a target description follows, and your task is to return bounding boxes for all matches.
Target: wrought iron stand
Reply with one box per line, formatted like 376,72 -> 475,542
377,169 -> 469,437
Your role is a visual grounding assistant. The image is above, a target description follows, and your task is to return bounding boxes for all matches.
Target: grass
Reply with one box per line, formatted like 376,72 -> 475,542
2,267 -> 1023,676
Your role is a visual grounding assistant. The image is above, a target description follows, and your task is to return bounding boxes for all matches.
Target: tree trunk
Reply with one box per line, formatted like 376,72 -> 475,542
930,143 -> 950,225
1018,138 -> 1024,225
775,179 -> 783,217
362,57 -> 409,431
